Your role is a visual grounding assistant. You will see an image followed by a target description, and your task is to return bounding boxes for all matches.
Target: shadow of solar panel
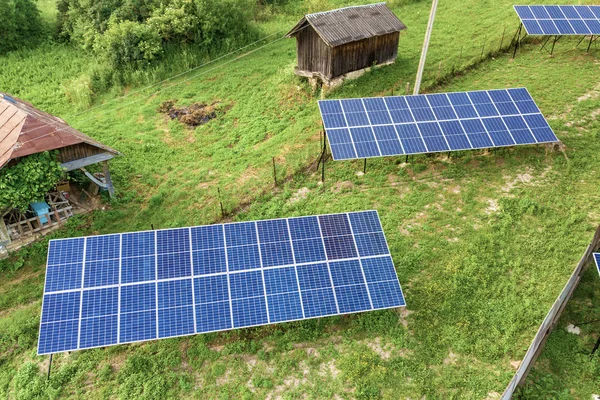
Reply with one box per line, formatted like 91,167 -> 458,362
39,211 -> 405,354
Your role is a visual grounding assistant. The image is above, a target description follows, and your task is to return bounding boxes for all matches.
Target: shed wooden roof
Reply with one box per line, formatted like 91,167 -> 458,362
0,93 -> 120,169
285,3 -> 406,47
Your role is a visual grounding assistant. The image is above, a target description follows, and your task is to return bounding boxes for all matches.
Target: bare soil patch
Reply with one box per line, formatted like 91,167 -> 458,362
158,100 -> 228,127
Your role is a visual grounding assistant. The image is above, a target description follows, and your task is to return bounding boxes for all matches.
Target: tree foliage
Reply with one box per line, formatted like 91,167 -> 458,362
57,0 -> 258,70
0,152 -> 65,211
0,0 -> 43,54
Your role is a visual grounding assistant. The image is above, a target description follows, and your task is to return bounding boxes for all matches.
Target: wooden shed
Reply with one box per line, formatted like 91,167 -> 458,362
0,92 -> 120,189
285,3 -> 406,84
0,92 -> 121,253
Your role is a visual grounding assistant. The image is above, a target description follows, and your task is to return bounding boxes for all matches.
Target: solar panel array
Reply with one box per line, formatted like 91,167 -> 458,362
515,5 -> 600,36
318,88 -> 558,161
38,211 -> 405,354
595,253 -> 600,276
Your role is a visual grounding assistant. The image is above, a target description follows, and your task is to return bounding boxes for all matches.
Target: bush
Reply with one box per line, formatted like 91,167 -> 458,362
0,152 -> 65,211
94,19 -> 163,70
0,0 -> 43,54
58,0 -> 258,71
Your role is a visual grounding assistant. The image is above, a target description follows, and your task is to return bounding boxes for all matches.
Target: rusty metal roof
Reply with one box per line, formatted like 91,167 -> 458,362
285,3 -> 406,47
0,93 -> 120,169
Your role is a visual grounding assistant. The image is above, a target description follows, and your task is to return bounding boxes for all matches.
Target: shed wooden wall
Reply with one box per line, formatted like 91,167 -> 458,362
295,28 -> 400,80
295,25 -> 332,78
57,143 -> 106,163
331,32 -> 399,78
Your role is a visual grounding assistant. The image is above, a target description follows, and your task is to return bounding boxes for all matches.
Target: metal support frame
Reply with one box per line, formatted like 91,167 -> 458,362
592,336 -> 600,356
47,354 -> 53,380
512,23 -> 523,59
588,35 -> 598,53
102,161 -> 115,199
541,35 -> 561,55
321,130 -> 327,183
363,159 -> 367,174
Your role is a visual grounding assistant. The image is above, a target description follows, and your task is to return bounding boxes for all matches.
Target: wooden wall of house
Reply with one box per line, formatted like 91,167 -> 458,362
57,143 -> 105,163
295,25 -> 332,78
331,32 -> 399,78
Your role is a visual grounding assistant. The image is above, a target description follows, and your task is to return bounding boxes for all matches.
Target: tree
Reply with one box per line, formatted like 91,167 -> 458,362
0,0 -> 43,54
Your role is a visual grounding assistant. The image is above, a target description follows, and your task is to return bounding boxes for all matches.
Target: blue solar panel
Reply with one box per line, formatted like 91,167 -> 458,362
38,211 -> 405,354
515,5 -> 600,35
594,253 -> 600,277
318,88 -> 559,161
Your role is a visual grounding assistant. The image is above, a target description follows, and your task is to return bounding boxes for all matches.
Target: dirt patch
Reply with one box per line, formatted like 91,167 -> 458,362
443,351 -> 458,365
158,100 -> 227,127
318,360 -> 340,378
485,199 -> 499,214
365,337 -> 394,360
288,187 -> 310,204
510,360 -> 521,370
331,181 -> 354,193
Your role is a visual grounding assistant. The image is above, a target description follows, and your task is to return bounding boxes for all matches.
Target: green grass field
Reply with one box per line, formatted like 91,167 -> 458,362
1,0 -> 599,398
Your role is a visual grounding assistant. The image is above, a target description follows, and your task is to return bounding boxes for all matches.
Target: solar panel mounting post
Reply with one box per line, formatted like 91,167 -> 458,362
363,159 -> 367,174
512,23 -> 523,59
588,35 -> 595,53
47,354 -> 52,380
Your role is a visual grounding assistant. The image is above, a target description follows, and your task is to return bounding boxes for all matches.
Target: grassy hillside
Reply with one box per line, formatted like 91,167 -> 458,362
1,0 -> 599,398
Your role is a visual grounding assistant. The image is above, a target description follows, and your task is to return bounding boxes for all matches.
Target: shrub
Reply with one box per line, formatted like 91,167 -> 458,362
94,19 -> 163,70
0,152 -> 65,211
58,0 -> 258,71
0,0 -> 43,54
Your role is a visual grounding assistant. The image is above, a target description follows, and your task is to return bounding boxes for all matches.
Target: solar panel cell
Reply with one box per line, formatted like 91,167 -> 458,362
122,231 -> 155,257
267,292 -> 303,322
191,225 -> 224,251
45,262 -> 82,292
120,311 -> 156,342
288,217 -> 320,240
194,275 -> 229,303
192,248 -> 227,275
47,238 -> 84,265
354,232 -> 390,257
121,256 -> 155,283
297,263 -> 332,290
292,238 -> 327,263
82,287 -> 118,318
301,288 -> 338,317
42,291 -> 80,323
158,279 -> 193,308
39,320 -> 79,354
80,315 -> 117,348
196,301 -> 231,332
369,280 -> 405,308
86,234 -> 120,262
335,284 -> 371,313
323,235 -> 359,260
260,241 -> 294,267
227,245 -> 261,271
157,252 -> 191,279
84,259 -> 119,288
158,306 -> 195,338
39,211 -> 405,354
232,297 -> 268,327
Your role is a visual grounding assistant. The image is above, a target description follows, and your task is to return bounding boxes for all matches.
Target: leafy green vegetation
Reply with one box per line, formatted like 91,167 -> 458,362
0,0 -> 599,398
0,0 -> 43,54
0,151 -> 64,211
